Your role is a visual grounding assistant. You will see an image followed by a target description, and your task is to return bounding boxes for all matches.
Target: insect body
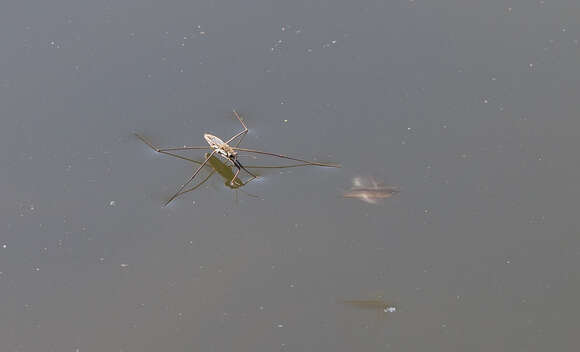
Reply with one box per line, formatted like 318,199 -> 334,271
204,133 -> 236,159
203,132 -> 255,186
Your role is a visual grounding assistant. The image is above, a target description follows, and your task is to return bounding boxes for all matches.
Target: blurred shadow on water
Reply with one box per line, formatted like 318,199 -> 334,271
342,176 -> 399,204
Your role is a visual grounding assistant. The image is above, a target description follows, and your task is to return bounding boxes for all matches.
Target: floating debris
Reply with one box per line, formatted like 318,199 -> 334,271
343,176 -> 399,204
342,299 -> 397,314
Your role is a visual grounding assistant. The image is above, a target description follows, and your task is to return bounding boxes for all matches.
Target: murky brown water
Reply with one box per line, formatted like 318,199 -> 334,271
1,1 -> 579,351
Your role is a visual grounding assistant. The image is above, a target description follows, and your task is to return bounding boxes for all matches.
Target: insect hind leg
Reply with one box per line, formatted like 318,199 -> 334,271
234,159 -> 256,178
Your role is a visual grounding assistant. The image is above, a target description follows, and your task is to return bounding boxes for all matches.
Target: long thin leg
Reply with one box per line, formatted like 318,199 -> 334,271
231,147 -> 341,168
159,146 -> 210,152
228,112 -> 255,180
225,110 -> 249,145
136,133 -> 213,170
164,149 -> 218,206
174,170 -> 216,197
158,151 -> 202,164
233,159 -> 257,178
234,159 -> 314,169
230,167 -> 241,186
135,133 -> 210,152
137,133 -> 321,170
233,111 -> 249,148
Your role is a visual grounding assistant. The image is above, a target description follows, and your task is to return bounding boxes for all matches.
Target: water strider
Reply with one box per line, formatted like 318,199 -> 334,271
136,110 -> 340,205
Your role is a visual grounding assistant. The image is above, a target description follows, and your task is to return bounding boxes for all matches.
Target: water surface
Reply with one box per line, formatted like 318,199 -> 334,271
1,1 -> 579,351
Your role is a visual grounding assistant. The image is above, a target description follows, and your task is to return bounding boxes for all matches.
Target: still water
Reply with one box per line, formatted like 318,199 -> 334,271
1,1 -> 579,351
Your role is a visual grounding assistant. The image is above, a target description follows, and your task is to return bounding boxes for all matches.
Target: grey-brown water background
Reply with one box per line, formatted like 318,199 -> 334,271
1,1 -> 579,351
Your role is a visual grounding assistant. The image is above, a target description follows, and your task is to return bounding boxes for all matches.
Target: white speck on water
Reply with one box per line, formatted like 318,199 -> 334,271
277,324 -> 284,328
108,200 -> 116,207
120,263 -> 128,268
322,40 -> 337,48
483,98 -> 489,104
2,244 -> 6,249
259,305 -> 264,311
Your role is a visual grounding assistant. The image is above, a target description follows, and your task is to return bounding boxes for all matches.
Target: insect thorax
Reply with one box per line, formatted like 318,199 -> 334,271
219,145 -> 236,159
204,133 -> 236,159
